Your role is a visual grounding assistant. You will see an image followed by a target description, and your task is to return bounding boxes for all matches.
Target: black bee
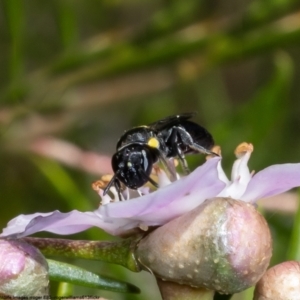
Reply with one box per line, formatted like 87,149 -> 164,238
147,113 -> 216,173
103,113 -> 216,198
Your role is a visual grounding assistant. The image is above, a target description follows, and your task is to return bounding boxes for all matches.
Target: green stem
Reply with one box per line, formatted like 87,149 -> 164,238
48,13 -> 300,87
56,282 -> 74,298
4,0 -> 24,82
55,0 -> 78,50
287,191 -> 300,260
48,1 -> 300,76
23,236 -> 142,272
14,10 -> 300,108
2,11 -> 300,137
3,7 -> 296,109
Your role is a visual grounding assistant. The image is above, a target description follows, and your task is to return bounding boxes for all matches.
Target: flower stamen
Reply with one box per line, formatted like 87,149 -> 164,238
234,142 -> 254,158
207,145 -> 221,159
92,176 -> 125,204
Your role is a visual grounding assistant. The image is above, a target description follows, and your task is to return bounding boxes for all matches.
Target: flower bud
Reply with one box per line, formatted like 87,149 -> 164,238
253,261 -> 300,300
136,197 -> 272,294
0,239 -> 49,297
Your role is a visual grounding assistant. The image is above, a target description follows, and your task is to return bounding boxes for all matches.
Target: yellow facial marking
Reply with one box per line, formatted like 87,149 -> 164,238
148,137 -> 160,149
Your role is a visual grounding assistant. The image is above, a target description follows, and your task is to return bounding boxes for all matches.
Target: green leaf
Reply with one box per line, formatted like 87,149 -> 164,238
48,259 -> 140,294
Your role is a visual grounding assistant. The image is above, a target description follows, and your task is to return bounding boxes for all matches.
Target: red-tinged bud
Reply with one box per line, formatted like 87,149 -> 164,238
136,197 -> 272,294
254,261 -> 300,300
0,239 -> 49,297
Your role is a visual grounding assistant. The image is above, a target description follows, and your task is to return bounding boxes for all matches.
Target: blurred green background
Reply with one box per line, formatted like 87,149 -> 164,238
1,0 -> 300,299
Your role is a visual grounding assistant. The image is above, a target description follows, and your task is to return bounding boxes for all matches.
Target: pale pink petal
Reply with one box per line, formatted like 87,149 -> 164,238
1,213 -> 54,237
134,159 -> 226,224
1,158 -> 223,237
0,210 -> 136,238
4,153 -> 300,238
242,163 -> 300,203
99,158 -> 222,220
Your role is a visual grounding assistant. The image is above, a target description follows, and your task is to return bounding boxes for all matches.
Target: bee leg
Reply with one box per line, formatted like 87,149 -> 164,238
157,151 -> 177,181
165,127 -> 190,174
176,149 -> 190,174
103,172 -> 123,201
189,143 -> 219,156
103,173 -> 118,196
137,189 -> 143,197
114,179 -> 123,201
148,176 -> 159,188
176,126 -> 218,156
139,167 -> 159,188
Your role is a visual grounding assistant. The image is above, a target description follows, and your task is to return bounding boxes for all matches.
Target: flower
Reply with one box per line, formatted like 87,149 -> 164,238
1,143 -> 300,238
0,239 -> 49,297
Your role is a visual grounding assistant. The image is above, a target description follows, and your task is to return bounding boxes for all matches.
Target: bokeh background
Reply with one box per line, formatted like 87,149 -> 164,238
1,0 -> 300,299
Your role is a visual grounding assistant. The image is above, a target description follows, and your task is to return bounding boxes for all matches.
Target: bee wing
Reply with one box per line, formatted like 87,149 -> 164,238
148,112 -> 196,131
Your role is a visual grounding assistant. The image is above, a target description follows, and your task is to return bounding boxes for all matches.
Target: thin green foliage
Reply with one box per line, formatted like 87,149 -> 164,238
48,259 -> 140,294
287,190 -> 300,260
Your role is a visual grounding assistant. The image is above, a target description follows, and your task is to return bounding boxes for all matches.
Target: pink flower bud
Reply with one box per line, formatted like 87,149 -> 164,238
0,239 -> 49,297
136,197 -> 272,294
254,261 -> 300,300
